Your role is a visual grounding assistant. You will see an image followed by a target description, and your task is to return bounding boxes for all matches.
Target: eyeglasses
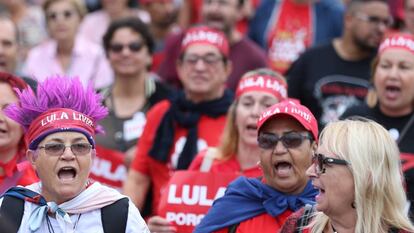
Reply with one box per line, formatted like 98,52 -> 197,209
182,54 -> 224,66
312,153 -> 348,175
109,42 -> 144,53
47,10 -> 76,21
257,132 -> 313,150
37,143 -> 92,156
354,13 -> 393,27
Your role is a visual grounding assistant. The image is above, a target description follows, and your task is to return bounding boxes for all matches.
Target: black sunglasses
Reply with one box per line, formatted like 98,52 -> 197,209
312,153 -> 348,175
258,132 -> 313,149
37,143 -> 92,156
109,42 -> 144,53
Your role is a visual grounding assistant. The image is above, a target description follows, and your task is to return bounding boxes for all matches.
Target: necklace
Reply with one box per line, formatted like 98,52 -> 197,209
46,214 -> 82,233
332,224 -> 338,233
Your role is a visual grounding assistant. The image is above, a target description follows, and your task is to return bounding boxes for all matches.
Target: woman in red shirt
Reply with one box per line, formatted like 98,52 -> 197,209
189,68 -> 288,176
0,72 -> 38,193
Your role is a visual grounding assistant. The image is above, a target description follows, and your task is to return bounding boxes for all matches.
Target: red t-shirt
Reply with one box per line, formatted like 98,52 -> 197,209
214,210 -> 293,233
267,0 -> 312,74
130,100 -> 227,215
0,152 -> 38,192
189,149 -> 262,177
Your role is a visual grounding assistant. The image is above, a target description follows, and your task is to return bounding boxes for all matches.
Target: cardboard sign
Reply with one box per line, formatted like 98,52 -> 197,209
158,171 -> 238,233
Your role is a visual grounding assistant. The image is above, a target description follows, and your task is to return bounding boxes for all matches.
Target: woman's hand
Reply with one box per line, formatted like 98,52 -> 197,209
147,216 -> 177,233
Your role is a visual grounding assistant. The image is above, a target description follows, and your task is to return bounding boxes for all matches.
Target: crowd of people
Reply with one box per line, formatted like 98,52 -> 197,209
0,0 -> 414,232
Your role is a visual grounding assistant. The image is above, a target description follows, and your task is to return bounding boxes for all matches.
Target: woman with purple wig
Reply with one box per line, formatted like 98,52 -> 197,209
0,76 -> 149,232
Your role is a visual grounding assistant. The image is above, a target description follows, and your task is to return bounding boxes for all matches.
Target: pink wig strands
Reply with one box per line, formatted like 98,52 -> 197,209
4,76 -> 108,133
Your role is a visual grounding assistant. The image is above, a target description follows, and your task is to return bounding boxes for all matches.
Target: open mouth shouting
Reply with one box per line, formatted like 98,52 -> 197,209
57,166 -> 78,183
274,160 -> 293,178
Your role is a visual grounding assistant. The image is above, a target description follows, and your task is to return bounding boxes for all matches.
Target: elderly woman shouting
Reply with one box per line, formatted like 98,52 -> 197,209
194,100 -> 319,233
281,118 -> 414,233
0,76 -> 149,232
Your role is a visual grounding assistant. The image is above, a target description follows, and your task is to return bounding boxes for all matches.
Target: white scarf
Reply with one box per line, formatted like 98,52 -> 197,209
26,181 -> 125,233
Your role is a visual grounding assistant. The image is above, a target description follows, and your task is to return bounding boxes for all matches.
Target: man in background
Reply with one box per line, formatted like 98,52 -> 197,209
287,0 -> 391,127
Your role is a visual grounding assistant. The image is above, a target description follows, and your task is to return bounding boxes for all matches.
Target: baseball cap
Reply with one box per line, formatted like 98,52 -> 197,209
257,99 -> 319,142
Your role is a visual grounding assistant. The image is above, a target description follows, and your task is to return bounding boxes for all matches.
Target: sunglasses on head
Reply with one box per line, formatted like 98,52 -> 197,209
109,42 -> 144,53
47,10 -> 75,21
257,132 -> 313,149
312,153 -> 348,175
37,143 -> 92,156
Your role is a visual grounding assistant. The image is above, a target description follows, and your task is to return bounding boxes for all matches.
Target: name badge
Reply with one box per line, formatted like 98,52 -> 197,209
123,112 -> 146,141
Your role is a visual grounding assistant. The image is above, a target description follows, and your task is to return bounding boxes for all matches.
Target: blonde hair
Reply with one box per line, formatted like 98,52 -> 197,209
217,68 -> 287,160
310,118 -> 414,233
43,0 -> 87,21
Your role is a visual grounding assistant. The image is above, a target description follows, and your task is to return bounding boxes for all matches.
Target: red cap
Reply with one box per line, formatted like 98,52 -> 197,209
180,26 -> 229,57
379,33 -> 414,55
257,100 -> 318,142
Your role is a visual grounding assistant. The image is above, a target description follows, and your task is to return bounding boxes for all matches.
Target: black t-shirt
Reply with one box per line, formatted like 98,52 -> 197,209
287,43 -> 375,128
342,104 -> 414,219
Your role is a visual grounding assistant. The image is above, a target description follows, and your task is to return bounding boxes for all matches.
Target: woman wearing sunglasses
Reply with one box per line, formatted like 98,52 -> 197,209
22,0 -> 113,89
89,17 -> 170,201
0,76 -> 150,232
194,100 -> 319,233
280,118 -> 414,233
0,72 -> 38,194
341,33 -> 414,220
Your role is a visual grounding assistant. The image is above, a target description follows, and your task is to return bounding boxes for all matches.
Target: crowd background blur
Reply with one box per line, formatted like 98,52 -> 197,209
0,0 -> 413,231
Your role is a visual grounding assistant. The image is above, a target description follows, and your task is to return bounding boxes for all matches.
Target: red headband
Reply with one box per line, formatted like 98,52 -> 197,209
0,72 -> 27,91
379,33 -> 414,55
235,74 -> 287,101
26,108 -> 96,150
181,26 -> 229,57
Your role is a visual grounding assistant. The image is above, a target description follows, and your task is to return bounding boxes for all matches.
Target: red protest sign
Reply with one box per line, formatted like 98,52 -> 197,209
158,170 -> 238,233
89,145 -> 127,190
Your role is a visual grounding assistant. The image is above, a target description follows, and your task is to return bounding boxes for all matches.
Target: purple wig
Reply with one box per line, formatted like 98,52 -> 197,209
4,75 -> 108,133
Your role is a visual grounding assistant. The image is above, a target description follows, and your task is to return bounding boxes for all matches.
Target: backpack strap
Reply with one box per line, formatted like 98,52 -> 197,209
200,147 -> 218,172
101,197 -> 129,233
0,196 -> 25,233
295,204 -> 314,233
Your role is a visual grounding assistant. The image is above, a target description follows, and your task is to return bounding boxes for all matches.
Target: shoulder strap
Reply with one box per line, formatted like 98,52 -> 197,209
295,204 -> 314,233
0,196 -> 25,233
101,197 -> 129,233
200,147 -> 218,172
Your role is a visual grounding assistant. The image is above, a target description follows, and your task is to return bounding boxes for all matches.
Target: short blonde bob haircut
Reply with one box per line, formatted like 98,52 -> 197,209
310,118 -> 414,233
43,0 -> 87,22
216,68 -> 287,160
